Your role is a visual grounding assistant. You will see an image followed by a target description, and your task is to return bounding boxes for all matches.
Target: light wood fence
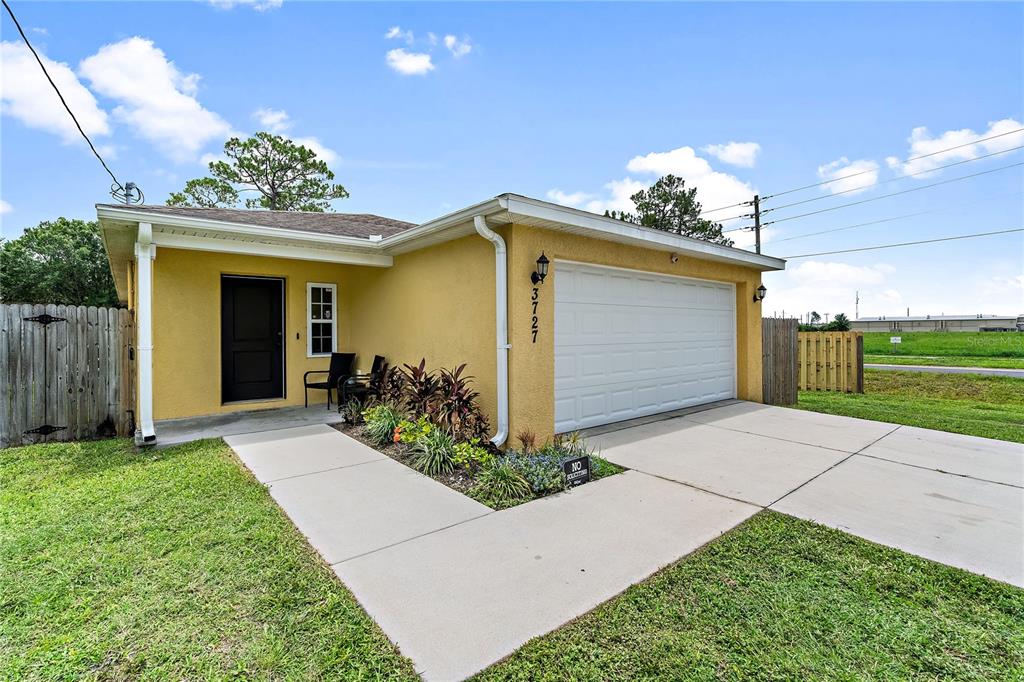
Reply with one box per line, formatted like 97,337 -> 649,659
762,318 -> 799,405
1,304 -> 135,448
798,331 -> 864,393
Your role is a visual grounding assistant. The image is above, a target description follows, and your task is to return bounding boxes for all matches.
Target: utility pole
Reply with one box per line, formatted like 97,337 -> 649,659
753,194 -> 761,254
855,290 -> 859,320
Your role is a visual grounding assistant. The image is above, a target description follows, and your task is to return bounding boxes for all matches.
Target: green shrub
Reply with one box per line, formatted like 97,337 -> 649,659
505,451 -> 565,495
451,439 -> 495,472
362,404 -> 403,446
411,426 -> 456,476
341,398 -> 366,425
471,459 -> 532,508
395,415 -> 433,445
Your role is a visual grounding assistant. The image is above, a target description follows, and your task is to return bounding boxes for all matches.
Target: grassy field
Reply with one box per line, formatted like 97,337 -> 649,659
863,331 -> 1024,368
798,370 -> 1024,443
0,438 -> 416,680
479,512 -> 1024,680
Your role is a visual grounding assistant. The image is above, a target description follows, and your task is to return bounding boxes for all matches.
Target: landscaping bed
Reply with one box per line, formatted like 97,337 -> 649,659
333,359 -> 623,509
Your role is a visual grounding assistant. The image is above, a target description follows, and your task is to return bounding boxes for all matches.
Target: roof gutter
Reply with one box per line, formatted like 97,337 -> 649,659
473,215 -> 509,447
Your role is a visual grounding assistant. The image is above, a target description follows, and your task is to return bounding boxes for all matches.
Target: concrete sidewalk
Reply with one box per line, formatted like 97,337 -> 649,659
865,363 -> 1024,378
226,424 -> 759,681
334,471 -> 757,681
226,425 -> 491,564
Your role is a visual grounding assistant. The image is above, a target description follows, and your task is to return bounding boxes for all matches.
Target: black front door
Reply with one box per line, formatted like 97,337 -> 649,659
221,275 -> 284,403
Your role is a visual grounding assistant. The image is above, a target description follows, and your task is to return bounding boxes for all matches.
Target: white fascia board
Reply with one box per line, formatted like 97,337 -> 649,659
97,206 -> 378,250
500,194 -> 787,272
151,231 -> 393,267
379,197 -> 505,253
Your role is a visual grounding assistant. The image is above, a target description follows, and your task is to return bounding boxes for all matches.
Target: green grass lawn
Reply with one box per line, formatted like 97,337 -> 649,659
0,438 -> 416,681
478,512 -> 1024,681
865,353 -> 1024,369
862,331 -> 1024,368
797,370 -> 1024,443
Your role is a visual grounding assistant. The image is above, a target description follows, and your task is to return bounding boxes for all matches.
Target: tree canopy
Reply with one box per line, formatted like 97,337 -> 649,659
168,132 -> 348,211
0,218 -> 120,307
604,174 -> 734,246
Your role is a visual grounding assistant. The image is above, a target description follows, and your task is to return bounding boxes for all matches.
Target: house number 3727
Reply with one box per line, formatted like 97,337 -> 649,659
531,287 -> 539,343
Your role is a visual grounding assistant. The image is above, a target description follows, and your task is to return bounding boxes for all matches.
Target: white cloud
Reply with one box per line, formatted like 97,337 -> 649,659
789,261 -> 894,287
886,118 -> 1023,177
0,41 -> 110,144
385,26 -> 415,45
582,177 -> 649,215
79,37 -> 234,162
199,152 -> 226,167
545,189 -> 594,208
0,199 -> 12,214
31,27 -> 48,36
816,157 -> 880,195
385,48 -> 434,76
427,32 -> 439,46
290,136 -> 338,164
207,0 -> 282,10
252,107 -> 290,133
702,141 -> 760,168
623,146 -> 757,218
443,35 -> 472,58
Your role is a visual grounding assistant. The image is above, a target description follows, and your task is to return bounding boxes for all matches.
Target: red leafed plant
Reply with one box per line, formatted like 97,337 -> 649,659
436,363 -> 490,441
402,358 -> 441,417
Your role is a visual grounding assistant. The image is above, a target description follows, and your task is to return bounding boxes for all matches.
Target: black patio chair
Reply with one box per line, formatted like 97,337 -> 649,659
304,352 -> 355,409
340,355 -> 386,406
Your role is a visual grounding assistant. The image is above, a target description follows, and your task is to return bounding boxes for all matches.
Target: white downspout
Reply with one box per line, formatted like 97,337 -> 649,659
134,222 -> 157,444
474,215 -> 509,447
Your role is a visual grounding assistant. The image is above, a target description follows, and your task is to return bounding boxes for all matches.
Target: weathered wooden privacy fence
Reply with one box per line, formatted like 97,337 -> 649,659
798,331 -> 864,393
1,304 -> 135,448
762,318 -> 799,405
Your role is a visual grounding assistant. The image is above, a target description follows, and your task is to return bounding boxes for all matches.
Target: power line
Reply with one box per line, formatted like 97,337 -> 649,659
772,189 -> 1024,244
700,199 -> 753,216
761,126 -> 1024,200
762,144 -> 1024,214
2,0 -> 123,190
762,161 -> 1024,226
783,228 -> 1023,259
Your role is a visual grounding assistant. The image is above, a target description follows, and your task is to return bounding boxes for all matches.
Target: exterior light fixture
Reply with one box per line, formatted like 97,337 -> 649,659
532,252 -> 550,285
753,284 -> 767,302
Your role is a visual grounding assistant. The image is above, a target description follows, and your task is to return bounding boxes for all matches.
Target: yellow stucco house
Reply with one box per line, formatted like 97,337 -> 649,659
97,193 -> 785,446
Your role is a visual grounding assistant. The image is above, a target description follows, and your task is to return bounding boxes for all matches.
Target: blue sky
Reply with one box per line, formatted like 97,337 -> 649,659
2,1 -> 1022,318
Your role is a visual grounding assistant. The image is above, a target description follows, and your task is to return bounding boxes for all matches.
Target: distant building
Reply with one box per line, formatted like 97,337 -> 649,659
852,314 -> 1024,332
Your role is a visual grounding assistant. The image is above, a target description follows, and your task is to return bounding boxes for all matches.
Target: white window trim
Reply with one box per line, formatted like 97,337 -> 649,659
306,282 -> 338,358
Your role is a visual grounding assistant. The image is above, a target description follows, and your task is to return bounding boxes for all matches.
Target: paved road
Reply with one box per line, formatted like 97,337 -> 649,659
865,363 -> 1024,378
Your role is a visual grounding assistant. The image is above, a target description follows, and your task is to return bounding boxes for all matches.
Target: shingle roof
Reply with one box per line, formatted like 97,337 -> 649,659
95,204 -> 417,239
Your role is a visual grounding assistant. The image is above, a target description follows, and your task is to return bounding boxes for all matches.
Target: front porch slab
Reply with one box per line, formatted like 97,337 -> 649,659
155,405 -> 344,448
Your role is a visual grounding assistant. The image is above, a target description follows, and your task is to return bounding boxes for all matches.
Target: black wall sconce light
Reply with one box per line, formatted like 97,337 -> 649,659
531,252 -> 550,285
753,284 -> 767,303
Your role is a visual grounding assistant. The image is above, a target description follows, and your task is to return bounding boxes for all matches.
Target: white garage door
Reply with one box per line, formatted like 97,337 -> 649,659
554,261 -> 736,432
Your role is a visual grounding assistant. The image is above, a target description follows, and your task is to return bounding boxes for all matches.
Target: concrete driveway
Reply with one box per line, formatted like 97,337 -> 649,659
592,401 -> 1024,588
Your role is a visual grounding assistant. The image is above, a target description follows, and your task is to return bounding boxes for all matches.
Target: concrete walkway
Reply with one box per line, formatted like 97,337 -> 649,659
226,423 -> 758,680
865,363 -> 1024,378
593,402 -> 1024,588
225,406 -> 1023,681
